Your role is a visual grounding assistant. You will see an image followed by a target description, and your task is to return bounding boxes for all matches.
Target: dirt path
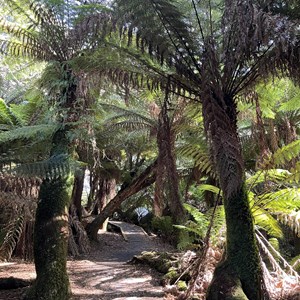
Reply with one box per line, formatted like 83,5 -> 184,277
0,223 -> 174,300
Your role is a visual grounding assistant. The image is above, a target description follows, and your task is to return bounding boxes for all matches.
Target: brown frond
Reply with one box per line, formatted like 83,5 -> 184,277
202,89 -> 244,198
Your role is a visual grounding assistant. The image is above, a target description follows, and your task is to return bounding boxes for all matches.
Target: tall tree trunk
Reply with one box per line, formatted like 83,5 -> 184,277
25,129 -> 73,300
155,100 -> 186,223
204,93 -> 264,300
71,168 -> 85,221
154,118 -> 167,217
26,65 -> 79,300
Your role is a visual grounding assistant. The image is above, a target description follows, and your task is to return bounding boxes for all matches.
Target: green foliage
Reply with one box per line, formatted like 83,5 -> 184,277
174,203 -> 209,250
0,124 -> 57,144
273,140 -> 300,167
14,154 -> 83,180
0,98 -> 21,126
152,216 -> 174,237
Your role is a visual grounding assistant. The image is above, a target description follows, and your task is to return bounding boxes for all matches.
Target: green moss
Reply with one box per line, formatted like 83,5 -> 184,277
163,267 -> 178,283
208,184 -> 262,300
207,263 -> 248,300
176,280 -> 187,291
26,175 -> 73,300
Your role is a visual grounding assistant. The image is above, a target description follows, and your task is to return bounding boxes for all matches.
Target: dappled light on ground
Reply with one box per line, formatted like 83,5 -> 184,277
0,227 -> 173,300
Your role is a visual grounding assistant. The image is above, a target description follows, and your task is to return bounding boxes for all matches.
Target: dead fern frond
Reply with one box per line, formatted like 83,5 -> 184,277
0,211 -> 24,261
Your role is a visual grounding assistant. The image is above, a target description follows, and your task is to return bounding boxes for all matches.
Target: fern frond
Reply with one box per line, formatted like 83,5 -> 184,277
183,203 -> 209,226
197,184 -> 222,196
0,124 -> 57,144
101,102 -> 155,126
0,212 -> 24,261
287,162 -> 300,184
178,144 -> 216,178
0,39 -> 44,60
258,188 -> 300,213
13,154 -> 79,179
0,98 -> 23,126
253,208 -> 283,238
273,140 -> 300,167
246,169 -> 290,189
107,120 -> 152,132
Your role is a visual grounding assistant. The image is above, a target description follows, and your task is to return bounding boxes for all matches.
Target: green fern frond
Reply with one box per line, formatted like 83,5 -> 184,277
287,162 -> 300,184
197,184 -> 222,196
206,205 -> 226,243
0,124 -> 57,144
253,208 -> 283,238
177,144 -> 216,178
101,102 -> 155,126
258,188 -> 300,213
13,154 -> 79,179
0,39 -> 43,60
183,203 -> 209,226
246,169 -> 290,189
0,98 -> 23,126
108,121 -> 152,132
273,140 -> 300,167
174,221 -> 206,241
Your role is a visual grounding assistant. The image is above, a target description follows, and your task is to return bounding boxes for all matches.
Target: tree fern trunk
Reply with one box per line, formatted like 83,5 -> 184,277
157,103 -> 185,223
203,93 -> 264,299
25,129 -> 73,300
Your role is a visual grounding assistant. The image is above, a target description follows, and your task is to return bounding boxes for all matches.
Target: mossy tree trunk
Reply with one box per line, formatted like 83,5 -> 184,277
26,65 -> 79,300
26,129 -> 73,300
203,92 -> 264,299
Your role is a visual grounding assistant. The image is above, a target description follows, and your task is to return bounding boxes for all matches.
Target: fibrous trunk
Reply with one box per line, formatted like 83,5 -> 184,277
203,92 -> 263,299
25,129 -> 73,300
155,101 -> 185,223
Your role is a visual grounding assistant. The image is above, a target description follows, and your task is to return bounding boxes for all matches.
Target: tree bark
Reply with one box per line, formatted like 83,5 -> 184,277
203,92 -> 264,299
86,160 -> 157,241
154,100 -> 186,223
25,129 -> 73,300
71,168 -> 85,221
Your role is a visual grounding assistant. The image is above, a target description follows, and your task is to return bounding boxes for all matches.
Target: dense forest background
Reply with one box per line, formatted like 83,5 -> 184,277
0,0 -> 300,299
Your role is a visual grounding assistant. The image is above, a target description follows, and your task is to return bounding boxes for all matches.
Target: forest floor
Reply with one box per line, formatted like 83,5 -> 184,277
0,222 -> 175,300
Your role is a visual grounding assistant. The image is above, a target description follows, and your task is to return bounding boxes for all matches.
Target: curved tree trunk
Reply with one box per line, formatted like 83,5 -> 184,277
203,92 -> 264,299
86,160 -> 157,241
